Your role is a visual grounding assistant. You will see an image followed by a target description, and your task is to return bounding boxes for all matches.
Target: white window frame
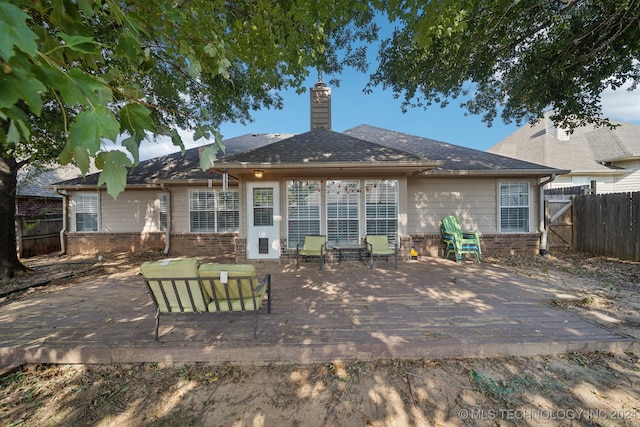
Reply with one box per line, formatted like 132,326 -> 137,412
499,181 -> 530,233
286,180 -> 321,249
75,192 -> 99,232
216,190 -> 240,233
189,189 -> 239,233
365,179 -> 399,244
159,192 -> 168,231
326,180 -> 360,245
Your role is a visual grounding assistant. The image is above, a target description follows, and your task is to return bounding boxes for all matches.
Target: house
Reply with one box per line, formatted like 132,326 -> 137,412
52,81 -> 567,261
488,114 -> 640,194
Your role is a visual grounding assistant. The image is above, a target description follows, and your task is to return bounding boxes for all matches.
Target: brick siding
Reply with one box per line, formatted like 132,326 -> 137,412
65,232 -> 540,260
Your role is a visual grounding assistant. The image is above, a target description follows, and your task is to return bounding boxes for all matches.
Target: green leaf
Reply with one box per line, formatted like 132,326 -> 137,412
68,107 -> 120,154
199,145 -> 218,171
119,103 -> 154,141
0,66 -> 46,115
121,136 -> 140,167
0,3 -> 38,59
116,32 -> 142,64
54,68 -> 112,107
188,59 -> 202,78
170,129 -> 185,153
58,32 -> 100,55
96,151 -> 132,199
72,146 -> 91,174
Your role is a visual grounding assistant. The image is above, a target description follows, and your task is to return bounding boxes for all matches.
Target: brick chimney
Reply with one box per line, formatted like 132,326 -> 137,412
310,72 -> 331,130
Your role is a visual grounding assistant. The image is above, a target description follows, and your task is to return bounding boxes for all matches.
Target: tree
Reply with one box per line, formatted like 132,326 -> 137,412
0,0 -> 378,278
370,0 -> 640,130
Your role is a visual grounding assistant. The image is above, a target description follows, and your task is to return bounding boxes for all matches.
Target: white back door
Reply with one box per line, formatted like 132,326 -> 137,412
246,182 -> 280,259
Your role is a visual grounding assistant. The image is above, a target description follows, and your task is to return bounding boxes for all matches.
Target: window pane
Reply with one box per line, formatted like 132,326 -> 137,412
76,213 -> 97,232
253,207 -> 273,226
253,188 -> 274,226
287,180 -> 321,248
365,180 -> 398,244
327,180 -> 359,244
159,193 -> 168,231
499,182 -> 529,232
189,190 -> 239,233
217,191 -> 239,232
190,211 -> 215,232
76,193 -> 98,232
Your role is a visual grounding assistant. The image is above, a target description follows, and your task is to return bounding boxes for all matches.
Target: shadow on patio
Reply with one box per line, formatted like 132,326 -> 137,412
0,257 -> 634,368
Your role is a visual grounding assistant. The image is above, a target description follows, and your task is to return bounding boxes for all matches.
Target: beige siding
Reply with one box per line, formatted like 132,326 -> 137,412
406,177 -> 541,235
547,174 -> 618,194
100,190 -> 161,232
170,187 -> 191,234
613,160 -> 640,193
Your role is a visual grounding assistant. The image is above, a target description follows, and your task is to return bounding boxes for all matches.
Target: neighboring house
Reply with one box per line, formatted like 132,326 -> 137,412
52,81 -> 567,261
16,164 -> 89,257
488,114 -> 640,194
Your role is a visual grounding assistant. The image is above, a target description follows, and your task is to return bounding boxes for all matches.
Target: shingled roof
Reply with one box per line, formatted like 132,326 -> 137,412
55,133 -> 292,187
216,128 -> 435,166
53,124 -> 564,189
344,124 -> 563,174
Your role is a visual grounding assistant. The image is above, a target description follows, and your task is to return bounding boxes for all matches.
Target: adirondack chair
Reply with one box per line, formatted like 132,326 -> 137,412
296,235 -> 327,269
440,215 -> 482,263
365,235 -> 398,269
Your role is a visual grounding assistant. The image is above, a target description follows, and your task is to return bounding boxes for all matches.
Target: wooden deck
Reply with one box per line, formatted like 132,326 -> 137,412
0,257 -> 636,368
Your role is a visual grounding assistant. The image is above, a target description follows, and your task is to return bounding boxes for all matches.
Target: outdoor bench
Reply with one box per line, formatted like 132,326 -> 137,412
140,258 -> 271,341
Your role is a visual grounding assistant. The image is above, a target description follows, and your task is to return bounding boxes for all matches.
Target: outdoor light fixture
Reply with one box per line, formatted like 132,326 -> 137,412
253,169 -> 264,179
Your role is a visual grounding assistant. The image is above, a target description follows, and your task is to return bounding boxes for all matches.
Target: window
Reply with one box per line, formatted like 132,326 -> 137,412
365,180 -> 398,244
327,180 -> 359,245
499,182 -> 529,232
189,190 -> 239,233
217,191 -> 239,232
76,193 -> 98,232
252,188 -> 274,226
287,180 -> 321,248
159,193 -> 168,231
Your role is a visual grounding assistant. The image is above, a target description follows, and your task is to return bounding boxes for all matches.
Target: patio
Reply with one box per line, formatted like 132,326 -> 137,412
0,257 -> 635,369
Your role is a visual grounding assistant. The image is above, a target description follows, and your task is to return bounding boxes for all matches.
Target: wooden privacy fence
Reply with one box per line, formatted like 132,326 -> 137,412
573,191 -> 640,261
16,215 -> 62,258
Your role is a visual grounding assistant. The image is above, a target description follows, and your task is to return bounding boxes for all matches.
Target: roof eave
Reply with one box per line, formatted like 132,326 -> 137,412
419,169 -> 570,177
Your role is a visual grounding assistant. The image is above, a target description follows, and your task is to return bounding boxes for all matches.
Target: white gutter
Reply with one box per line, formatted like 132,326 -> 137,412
55,188 -> 68,255
538,174 -> 557,255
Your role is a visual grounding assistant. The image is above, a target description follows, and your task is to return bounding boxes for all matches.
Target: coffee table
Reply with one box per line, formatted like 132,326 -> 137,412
333,244 -> 368,266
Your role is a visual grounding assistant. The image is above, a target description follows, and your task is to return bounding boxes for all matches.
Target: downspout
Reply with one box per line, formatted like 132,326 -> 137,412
162,184 -> 172,256
55,188 -> 68,255
538,174 -> 557,255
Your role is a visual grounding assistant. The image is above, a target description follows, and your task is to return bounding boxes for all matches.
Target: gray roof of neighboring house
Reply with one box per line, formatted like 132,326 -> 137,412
53,125 -> 563,188
18,164 -> 89,198
488,120 -> 640,173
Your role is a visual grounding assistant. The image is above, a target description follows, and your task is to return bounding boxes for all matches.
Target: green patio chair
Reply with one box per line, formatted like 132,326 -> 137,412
296,235 -> 327,269
440,215 -> 482,263
365,235 -> 398,269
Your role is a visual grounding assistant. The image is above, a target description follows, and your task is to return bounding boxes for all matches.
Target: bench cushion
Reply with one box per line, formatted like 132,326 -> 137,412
140,258 -> 208,313
198,263 -> 264,311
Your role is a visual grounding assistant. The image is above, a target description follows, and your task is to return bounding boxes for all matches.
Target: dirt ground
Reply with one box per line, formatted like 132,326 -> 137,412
1,250 -> 639,427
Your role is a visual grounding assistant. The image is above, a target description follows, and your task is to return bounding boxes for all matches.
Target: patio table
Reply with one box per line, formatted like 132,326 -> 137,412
332,243 -> 369,266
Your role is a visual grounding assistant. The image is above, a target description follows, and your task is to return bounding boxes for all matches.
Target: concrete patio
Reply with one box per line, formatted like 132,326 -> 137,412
0,256 -> 636,369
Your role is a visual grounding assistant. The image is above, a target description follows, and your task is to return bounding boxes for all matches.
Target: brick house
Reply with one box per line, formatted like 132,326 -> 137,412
52,81 -> 567,262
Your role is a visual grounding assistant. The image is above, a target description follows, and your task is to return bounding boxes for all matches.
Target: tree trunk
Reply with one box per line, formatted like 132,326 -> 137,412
0,153 -> 28,279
